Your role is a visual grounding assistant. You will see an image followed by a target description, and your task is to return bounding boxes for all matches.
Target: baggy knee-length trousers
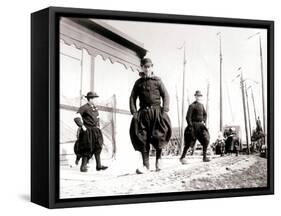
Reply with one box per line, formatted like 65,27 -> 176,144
129,106 -> 172,153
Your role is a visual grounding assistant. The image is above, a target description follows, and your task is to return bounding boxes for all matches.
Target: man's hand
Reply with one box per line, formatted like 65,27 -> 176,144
161,107 -> 169,114
82,125 -> 87,131
133,112 -> 138,120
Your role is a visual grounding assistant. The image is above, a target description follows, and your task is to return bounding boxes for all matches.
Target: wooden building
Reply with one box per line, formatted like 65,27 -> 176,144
59,17 -> 147,168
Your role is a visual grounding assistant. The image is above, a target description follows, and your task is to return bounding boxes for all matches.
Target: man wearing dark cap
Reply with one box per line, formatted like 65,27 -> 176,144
180,90 -> 211,163
129,58 -> 172,174
73,91 -> 108,172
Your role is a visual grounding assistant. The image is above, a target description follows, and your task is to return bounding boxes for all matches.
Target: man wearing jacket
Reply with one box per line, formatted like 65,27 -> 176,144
180,90 -> 211,163
74,92 -> 108,172
129,58 -> 172,174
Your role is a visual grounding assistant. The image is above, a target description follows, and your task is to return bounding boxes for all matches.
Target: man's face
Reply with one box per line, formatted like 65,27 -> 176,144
141,63 -> 153,76
195,95 -> 203,102
88,97 -> 95,105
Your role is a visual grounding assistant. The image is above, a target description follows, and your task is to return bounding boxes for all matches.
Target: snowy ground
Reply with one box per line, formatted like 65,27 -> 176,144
60,154 -> 267,199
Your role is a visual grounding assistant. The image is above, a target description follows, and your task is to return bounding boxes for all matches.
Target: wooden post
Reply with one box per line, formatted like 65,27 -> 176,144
259,35 -> 266,138
176,89 -> 182,155
240,69 -> 250,154
251,88 -> 257,122
111,94 -> 117,159
180,44 -> 187,154
245,84 -> 252,142
79,50 -> 84,106
176,89 -> 181,138
90,55 -> 95,92
217,32 -> 223,132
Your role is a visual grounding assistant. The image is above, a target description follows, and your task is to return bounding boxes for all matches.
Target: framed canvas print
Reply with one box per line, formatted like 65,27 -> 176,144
31,6 -> 274,208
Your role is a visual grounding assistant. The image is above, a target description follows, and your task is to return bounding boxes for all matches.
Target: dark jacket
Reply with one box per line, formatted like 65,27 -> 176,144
129,75 -> 170,114
186,101 -> 207,126
74,103 -> 100,128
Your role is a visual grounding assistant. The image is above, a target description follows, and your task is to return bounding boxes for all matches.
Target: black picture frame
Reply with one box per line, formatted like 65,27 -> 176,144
31,6 -> 274,208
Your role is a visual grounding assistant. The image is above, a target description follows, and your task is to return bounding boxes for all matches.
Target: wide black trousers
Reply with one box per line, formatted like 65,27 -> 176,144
184,122 -> 210,152
74,127 -> 103,159
129,106 -> 172,153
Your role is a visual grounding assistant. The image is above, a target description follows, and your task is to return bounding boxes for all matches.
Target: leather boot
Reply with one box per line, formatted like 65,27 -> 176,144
203,146 -> 210,162
80,157 -> 88,172
75,155 -> 81,165
142,151 -> 150,170
203,155 -> 211,162
136,151 -> 149,174
180,158 -> 188,165
155,159 -> 163,172
95,153 -> 108,171
155,149 -> 163,171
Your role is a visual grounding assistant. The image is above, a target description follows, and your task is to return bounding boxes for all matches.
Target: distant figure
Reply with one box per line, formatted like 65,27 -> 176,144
224,128 -> 239,156
213,132 -> 225,156
180,90 -> 211,163
256,116 -> 263,132
251,116 -> 265,152
129,58 -> 172,174
73,92 -> 108,172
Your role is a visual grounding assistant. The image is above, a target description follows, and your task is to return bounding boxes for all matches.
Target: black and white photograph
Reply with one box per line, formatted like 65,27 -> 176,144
2,0 -> 281,213
59,16 -> 269,199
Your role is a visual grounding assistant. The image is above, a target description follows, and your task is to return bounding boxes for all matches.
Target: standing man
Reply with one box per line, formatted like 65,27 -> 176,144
225,128 -> 239,156
74,91 -> 108,172
129,58 -> 172,174
213,132 -> 225,156
256,116 -> 263,132
180,90 -> 211,163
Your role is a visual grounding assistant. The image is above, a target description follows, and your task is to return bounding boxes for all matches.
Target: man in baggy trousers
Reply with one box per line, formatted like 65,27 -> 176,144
180,90 -> 211,163
129,58 -> 172,174
74,91 -> 108,172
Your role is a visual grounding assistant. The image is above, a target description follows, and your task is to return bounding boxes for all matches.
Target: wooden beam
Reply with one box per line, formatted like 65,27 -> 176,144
60,104 -> 131,115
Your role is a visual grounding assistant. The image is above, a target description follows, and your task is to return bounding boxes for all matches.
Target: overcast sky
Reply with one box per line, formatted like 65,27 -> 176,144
99,19 -> 267,142
60,18 -> 267,143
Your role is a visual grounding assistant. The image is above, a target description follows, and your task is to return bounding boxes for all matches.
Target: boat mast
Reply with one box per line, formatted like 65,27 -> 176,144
239,68 -> 250,154
247,33 -> 266,138
245,84 -> 252,141
217,32 -> 223,132
180,43 -> 187,153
